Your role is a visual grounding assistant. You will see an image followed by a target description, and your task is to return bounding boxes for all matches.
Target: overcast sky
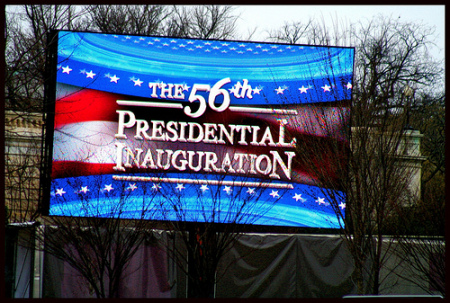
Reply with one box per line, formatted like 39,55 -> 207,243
235,5 -> 445,60
5,4 -> 445,60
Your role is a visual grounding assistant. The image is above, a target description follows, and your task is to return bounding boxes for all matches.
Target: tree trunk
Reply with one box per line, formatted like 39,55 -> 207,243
354,260 -> 365,294
187,229 -> 215,298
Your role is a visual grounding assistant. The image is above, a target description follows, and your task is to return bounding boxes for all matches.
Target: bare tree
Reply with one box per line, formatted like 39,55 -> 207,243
273,15 -> 444,295
164,6 -> 239,39
5,7 -> 90,297
411,93 -> 445,202
266,15 -> 351,46
386,92 -> 445,297
347,17 -> 443,294
392,237 -> 445,296
150,171 -> 285,297
4,4 -> 247,298
37,175 -> 161,298
86,5 -> 171,36
5,5 -> 88,112
267,20 -> 314,44
86,5 -> 239,40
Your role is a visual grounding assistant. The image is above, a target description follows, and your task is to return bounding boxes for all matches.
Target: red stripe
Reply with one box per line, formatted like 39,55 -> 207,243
52,161 -> 116,179
55,89 -> 120,128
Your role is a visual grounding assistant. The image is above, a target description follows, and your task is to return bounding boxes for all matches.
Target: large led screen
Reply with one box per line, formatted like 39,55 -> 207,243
47,30 -> 353,228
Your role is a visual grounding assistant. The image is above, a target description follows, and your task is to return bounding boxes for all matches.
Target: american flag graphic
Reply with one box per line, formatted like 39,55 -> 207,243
48,31 -> 353,228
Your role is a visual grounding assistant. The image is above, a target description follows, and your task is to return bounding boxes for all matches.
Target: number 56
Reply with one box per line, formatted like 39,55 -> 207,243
184,77 -> 231,118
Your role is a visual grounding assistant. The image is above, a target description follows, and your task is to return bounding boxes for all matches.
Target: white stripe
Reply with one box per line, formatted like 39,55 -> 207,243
117,100 -> 183,109
53,121 -> 118,163
117,100 -> 299,115
113,175 -> 294,189
229,106 -> 298,115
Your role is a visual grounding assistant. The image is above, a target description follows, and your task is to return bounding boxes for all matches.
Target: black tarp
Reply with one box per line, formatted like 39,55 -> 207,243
42,230 -> 438,298
216,233 -> 356,297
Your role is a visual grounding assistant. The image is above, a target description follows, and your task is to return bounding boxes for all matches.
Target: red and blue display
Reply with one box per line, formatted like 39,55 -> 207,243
47,31 -> 354,228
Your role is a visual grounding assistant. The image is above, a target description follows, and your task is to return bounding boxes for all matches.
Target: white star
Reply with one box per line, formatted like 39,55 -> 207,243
200,184 -> 209,192
104,184 -> 114,192
132,78 -> 143,86
109,75 -> 120,83
239,43 -> 246,47
86,70 -> 96,79
187,40 -> 194,44
247,188 -> 256,195
229,47 -> 237,51
152,183 -> 162,191
315,197 -> 326,205
223,186 -> 233,195
339,202 -> 346,210
298,86 -> 309,93
162,43 -> 169,46
269,190 -> 280,199
346,82 -> 353,90
293,193 -> 306,202
170,39 -> 177,43
275,86 -> 285,94
56,188 -> 66,196
256,44 -> 262,48
321,84 -> 331,92
176,184 -> 185,192
221,42 -> 229,46
79,186 -> 89,194
127,183 -> 137,191
183,84 -> 191,91
246,48 -> 253,52
252,86 -> 262,94
204,41 -> 211,45
125,36 -> 131,39
228,86 -> 239,96
62,66 -> 72,74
